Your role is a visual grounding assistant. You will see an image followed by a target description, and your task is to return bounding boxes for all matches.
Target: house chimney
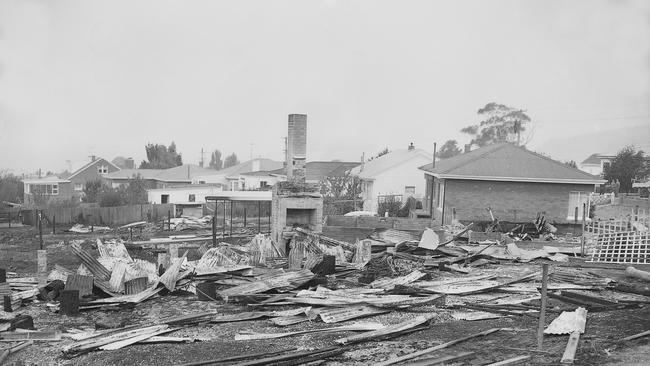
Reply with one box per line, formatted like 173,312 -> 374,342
408,142 -> 415,151
287,114 -> 307,182
91,155 -> 97,162
464,144 -> 471,153
125,158 -> 134,169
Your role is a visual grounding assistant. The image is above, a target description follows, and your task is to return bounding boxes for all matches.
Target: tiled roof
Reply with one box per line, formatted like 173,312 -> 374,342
218,159 -> 284,177
68,157 -> 120,180
419,143 -> 604,184
103,165 -> 216,182
153,165 -> 217,182
580,153 -> 615,165
103,168 -> 164,180
270,161 -> 361,182
350,149 -> 431,179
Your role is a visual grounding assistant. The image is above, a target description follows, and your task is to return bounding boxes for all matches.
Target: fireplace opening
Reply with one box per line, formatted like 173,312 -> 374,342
286,208 -> 317,229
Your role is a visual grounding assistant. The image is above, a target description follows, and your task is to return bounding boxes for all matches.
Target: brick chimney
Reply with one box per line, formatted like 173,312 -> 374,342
408,142 -> 415,150
125,158 -> 135,169
286,114 -> 307,182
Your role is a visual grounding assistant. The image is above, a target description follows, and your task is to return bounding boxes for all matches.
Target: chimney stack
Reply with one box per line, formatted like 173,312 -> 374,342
464,144 -> 472,153
125,158 -> 135,169
91,155 -> 97,162
286,114 -> 307,182
408,142 -> 415,151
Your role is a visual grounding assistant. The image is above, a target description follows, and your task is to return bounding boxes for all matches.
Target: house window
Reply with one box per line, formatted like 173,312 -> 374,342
74,183 -> 83,191
30,183 -> 59,195
260,181 -> 268,188
188,194 -> 196,202
98,165 -> 108,174
405,186 -> 416,195
161,194 -> 169,204
198,180 -> 206,184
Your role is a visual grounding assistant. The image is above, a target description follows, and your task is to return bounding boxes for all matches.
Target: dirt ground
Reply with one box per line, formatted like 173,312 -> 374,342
2,226 -> 650,365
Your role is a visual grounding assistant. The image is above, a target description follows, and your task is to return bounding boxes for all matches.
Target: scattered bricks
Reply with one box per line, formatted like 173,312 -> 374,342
65,275 -> 93,299
59,290 -> 80,316
311,255 -> 336,276
196,282 -> 217,301
0,268 -> 6,283
124,277 -> 148,295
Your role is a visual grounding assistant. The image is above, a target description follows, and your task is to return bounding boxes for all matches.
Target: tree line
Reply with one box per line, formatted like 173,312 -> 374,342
138,142 -> 240,170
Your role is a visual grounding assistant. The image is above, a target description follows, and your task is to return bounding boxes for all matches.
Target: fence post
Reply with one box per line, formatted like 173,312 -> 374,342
212,210 -> 217,246
573,207 -> 578,236
7,211 -> 10,228
52,215 -> 56,234
38,211 -> 43,250
168,210 -> 171,231
258,201 -> 261,234
581,203 -> 586,256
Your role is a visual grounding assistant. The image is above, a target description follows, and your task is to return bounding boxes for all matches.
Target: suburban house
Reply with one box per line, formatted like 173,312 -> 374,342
22,176 -> 74,205
103,164 -> 216,189
350,144 -> 432,213
147,184 -> 223,204
22,156 -> 120,205
579,153 -> 615,177
418,143 -> 606,225
191,158 -> 284,190
67,156 -> 121,193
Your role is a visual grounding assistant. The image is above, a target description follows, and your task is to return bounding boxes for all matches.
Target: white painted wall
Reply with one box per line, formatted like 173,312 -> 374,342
238,175 -> 279,190
147,186 -> 223,204
579,164 -> 602,176
361,155 -> 431,212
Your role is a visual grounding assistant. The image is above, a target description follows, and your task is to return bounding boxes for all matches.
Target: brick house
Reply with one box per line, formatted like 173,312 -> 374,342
67,156 -> 121,194
419,143 -> 606,225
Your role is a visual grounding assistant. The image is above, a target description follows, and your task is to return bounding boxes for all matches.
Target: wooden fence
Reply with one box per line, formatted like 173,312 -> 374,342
40,203 -> 176,226
325,215 -> 432,231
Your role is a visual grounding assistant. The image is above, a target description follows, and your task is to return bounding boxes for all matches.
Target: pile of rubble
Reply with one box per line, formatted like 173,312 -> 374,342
1,224 -> 650,365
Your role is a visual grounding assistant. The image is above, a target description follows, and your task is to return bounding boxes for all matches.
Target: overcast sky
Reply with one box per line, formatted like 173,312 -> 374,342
1,0 -> 649,174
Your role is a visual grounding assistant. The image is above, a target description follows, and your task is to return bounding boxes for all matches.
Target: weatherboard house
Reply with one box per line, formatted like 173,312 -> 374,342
418,143 -> 606,225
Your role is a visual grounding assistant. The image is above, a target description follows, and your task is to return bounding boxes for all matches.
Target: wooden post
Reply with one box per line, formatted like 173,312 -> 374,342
223,201 -> 226,237
212,208 -> 217,246
38,211 -> 43,250
230,201 -> 233,237
168,210 -> 171,231
37,249 -> 47,286
243,207 -> 247,228
7,212 -> 10,228
573,207 -> 578,236
581,203 -> 586,256
169,243 -> 179,260
129,227 -> 133,241
537,263 -> 550,350
52,215 -> 56,234
258,201 -> 262,234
